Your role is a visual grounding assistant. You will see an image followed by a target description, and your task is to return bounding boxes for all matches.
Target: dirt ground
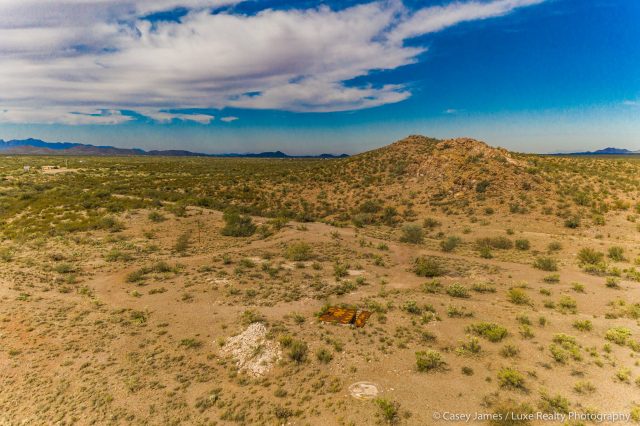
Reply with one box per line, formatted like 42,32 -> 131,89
1,204 -> 639,425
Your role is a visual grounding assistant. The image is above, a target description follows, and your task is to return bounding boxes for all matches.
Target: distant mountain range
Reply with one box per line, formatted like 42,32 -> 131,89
0,138 -> 349,159
552,147 -> 640,156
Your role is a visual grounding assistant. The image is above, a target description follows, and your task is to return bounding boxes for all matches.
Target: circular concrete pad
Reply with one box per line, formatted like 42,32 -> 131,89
348,382 -> 379,400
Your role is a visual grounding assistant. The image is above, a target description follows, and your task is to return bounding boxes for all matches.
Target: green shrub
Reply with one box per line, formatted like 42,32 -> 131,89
440,236 -> 462,252
605,327 -> 631,345
221,210 -> 256,237
413,256 -> 444,277
478,245 -> 493,258
316,348 -> 333,364
456,336 -> 481,355
472,282 -> 497,293
507,288 -> 532,306
174,232 -> 191,253
547,241 -> 562,252
608,246 -> 625,261
564,216 -> 581,229
446,283 -> 469,298
497,367 -> 525,389
477,236 -> 513,250
557,296 -> 577,314
416,350 -> 446,372
577,248 -> 604,265
374,398 -> 400,424
500,344 -> 519,358
148,211 -> 166,222
400,224 -> 424,244
572,320 -> 592,331
421,280 -> 443,293
285,242 -> 313,261
288,340 -> 308,363
533,256 -> 558,271
515,239 -> 530,250
467,322 -> 508,342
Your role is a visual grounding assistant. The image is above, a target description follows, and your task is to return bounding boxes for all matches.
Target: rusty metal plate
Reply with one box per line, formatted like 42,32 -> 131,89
319,306 -> 356,325
354,311 -> 372,328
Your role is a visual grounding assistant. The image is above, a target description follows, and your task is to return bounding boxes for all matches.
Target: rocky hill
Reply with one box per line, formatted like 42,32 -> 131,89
334,135 -> 545,207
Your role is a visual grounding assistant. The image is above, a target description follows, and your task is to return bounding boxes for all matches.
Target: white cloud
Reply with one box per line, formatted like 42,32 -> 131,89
140,110 -> 216,124
0,0 -> 545,124
220,116 -> 239,122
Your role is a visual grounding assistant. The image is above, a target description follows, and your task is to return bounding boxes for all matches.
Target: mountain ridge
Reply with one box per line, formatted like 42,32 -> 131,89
0,138 -> 348,159
551,147 -> 640,155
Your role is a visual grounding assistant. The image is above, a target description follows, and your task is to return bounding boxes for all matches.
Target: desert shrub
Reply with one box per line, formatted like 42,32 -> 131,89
547,241 -> 562,252
564,216 -> 581,229
288,340 -> 308,363
577,248 -> 604,265
446,283 -> 469,298
221,210 -> 256,237
400,224 -> 424,244
440,235 -> 461,252
316,348 -> 333,364
608,246 -> 625,261
605,327 -> 631,345
421,280 -> 443,293
472,282 -> 497,293
515,239 -> 530,250
333,262 -> 349,278
413,256 -> 444,277
416,350 -> 446,372
539,392 -> 569,414
456,336 -> 481,355
573,381 -> 596,394
507,288 -> 532,306
285,242 -> 313,261
148,211 -> 165,222
533,256 -> 558,271
374,398 -> 400,424
497,367 -> 525,389
126,268 -> 146,283
467,322 -> 508,342
0,248 -> 14,262
557,296 -> 577,314
54,262 -> 76,274
500,344 -> 519,358
447,305 -> 473,318
572,320 -> 592,331
606,277 -> 620,288
174,232 -> 191,254
478,245 -> 493,258
402,301 -> 422,315
543,274 -> 560,283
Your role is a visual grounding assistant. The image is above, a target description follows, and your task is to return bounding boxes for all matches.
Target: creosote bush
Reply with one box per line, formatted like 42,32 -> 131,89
400,224 -> 424,244
416,350 -> 446,372
221,210 -> 256,237
413,256 -> 444,277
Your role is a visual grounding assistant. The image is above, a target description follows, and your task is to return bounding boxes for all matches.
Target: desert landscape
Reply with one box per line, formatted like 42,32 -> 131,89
1,135 -> 639,425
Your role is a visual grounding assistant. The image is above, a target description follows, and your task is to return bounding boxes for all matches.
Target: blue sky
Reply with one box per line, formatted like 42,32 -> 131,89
0,0 -> 638,154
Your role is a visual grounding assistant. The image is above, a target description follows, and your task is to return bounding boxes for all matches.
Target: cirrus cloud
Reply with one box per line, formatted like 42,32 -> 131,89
0,0 -> 544,124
